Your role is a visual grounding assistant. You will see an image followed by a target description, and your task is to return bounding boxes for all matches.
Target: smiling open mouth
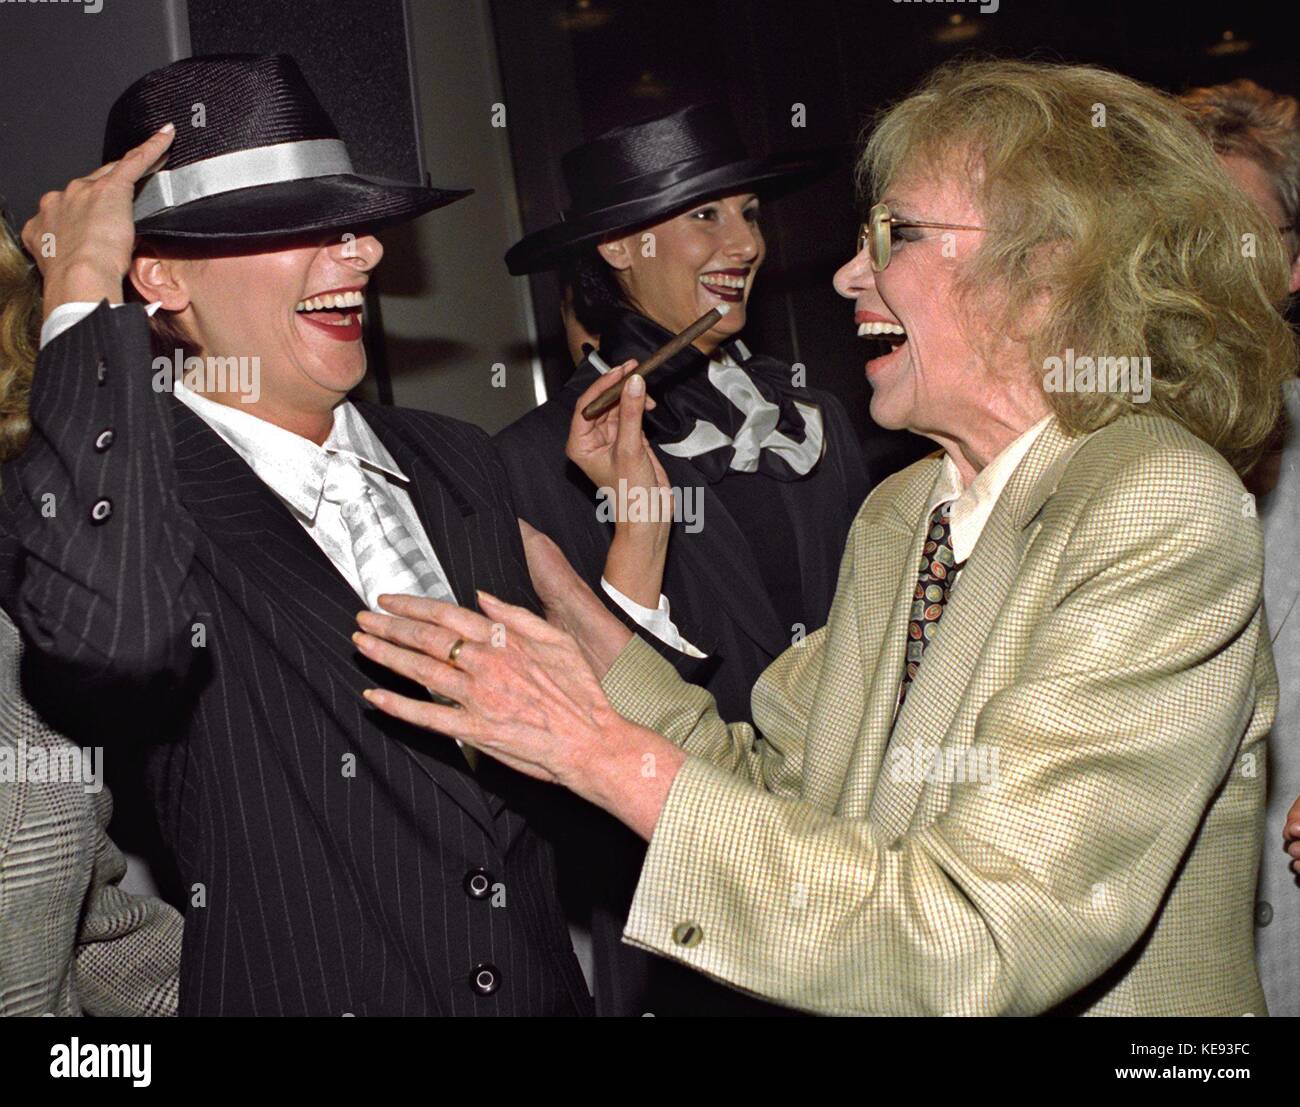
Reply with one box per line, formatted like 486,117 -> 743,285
698,270 -> 749,303
857,320 -> 908,349
295,288 -> 364,341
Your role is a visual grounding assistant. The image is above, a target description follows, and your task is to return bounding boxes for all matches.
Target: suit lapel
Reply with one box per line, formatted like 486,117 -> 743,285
838,460 -> 939,817
361,406 -> 527,821
170,398 -> 502,839
876,422 -> 1091,837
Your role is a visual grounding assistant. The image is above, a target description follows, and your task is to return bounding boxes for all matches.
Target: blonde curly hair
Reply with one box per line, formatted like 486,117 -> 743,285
859,58 -> 1298,476
0,215 -> 40,463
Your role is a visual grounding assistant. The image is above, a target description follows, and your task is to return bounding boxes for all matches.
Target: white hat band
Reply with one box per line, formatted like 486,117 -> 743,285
134,138 -> 354,221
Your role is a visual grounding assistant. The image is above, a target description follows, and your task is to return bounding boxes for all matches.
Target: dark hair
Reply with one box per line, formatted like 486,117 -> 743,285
560,250 -> 630,335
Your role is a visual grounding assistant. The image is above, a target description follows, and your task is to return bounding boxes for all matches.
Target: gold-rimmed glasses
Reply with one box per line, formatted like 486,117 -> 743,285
858,202 -> 985,272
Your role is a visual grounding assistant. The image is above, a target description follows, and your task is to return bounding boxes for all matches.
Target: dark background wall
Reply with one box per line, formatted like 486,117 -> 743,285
0,0 -> 188,222
491,0 -> 1300,474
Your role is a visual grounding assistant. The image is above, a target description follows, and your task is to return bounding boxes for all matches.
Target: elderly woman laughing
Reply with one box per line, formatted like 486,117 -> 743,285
353,59 -> 1296,1016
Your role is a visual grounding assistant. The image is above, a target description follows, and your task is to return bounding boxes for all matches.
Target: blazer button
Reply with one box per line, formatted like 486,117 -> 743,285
94,428 -> 115,452
463,867 -> 494,900
469,963 -> 500,996
671,921 -> 703,948
1255,901 -> 1273,927
89,498 -> 113,525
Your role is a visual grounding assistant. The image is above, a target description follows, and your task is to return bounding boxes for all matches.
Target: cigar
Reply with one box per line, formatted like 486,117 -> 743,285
581,303 -> 730,420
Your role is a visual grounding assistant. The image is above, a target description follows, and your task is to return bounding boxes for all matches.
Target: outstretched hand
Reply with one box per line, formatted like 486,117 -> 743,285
354,591 -> 617,785
353,590 -> 682,840
517,518 -> 634,678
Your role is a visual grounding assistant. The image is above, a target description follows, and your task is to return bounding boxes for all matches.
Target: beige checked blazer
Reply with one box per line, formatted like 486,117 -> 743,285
601,413 -> 1275,1016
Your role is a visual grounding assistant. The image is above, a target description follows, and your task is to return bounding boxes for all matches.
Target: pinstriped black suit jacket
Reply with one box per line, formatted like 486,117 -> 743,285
0,302 -> 592,1016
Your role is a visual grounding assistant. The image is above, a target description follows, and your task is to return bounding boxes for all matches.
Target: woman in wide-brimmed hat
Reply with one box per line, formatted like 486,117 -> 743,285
495,102 -> 870,1016
3,53 -> 594,1016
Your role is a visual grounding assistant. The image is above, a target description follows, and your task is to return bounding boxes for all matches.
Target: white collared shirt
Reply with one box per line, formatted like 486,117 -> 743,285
169,376 -> 454,608
926,414 -> 1055,566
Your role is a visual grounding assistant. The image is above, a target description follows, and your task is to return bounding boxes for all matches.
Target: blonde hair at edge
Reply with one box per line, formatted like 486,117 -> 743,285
0,217 -> 40,464
860,58 -> 1298,477
0,225 -> 204,467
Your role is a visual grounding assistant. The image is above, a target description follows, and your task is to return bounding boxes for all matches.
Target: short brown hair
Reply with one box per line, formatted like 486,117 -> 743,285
1181,79 -> 1300,248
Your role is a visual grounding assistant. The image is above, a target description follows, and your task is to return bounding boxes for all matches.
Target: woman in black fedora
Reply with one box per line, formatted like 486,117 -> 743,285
495,102 -> 871,1016
3,53 -> 593,1016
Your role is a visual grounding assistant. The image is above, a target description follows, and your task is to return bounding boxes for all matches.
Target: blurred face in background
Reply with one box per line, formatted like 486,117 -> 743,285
599,192 -> 764,353
1219,153 -> 1300,293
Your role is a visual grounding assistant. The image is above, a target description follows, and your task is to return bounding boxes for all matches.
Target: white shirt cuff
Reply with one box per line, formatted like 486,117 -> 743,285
600,577 -> 707,659
39,299 -> 161,349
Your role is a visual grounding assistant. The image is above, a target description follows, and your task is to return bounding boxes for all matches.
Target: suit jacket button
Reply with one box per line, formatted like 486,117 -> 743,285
94,428 -> 115,452
1255,901 -> 1273,927
469,963 -> 500,996
89,498 -> 113,524
672,921 -> 703,948
464,867 -> 494,900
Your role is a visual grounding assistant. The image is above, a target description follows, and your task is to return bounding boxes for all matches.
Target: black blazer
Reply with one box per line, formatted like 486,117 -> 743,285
0,303 -> 591,1016
494,339 -> 870,1016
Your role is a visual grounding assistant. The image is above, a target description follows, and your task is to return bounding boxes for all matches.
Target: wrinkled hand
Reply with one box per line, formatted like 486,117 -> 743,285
517,518 -> 593,628
1286,795 -> 1300,875
23,124 -> 175,314
353,591 -> 622,786
518,518 -> 634,678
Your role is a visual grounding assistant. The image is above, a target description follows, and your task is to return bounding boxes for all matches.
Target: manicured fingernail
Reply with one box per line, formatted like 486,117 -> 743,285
627,374 -> 644,396
362,688 -> 377,702
160,122 -> 175,134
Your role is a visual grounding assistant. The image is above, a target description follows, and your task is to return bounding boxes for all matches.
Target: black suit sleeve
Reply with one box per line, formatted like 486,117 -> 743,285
0,302 -> 197,687
492,414 -> 718,687
822,390 -> 872,531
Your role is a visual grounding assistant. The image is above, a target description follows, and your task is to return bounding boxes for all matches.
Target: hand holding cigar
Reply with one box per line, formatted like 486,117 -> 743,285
581,303 -> 730,420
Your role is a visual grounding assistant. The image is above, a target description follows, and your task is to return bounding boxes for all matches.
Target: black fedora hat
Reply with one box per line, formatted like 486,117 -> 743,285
104,53 -> 470,240
505,102 -> 834,274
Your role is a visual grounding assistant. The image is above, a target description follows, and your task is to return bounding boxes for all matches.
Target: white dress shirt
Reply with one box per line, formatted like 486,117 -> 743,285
168,375 -> 456,610
600,578 -> 705,658
925,414 -> 1055,568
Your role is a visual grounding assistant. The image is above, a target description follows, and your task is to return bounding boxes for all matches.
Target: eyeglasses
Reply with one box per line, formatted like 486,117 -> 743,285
858,202 -> 985,272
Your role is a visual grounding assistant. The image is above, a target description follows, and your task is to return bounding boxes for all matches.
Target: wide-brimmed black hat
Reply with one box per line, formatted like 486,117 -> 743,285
505,102 -> 833,274
104,53 -> 470,240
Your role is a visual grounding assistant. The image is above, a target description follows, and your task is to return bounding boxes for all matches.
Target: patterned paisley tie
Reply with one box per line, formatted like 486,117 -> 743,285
898,501 -> 964,705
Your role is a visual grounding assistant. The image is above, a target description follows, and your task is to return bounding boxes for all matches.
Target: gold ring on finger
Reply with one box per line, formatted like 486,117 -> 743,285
447,637 -> 467,665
